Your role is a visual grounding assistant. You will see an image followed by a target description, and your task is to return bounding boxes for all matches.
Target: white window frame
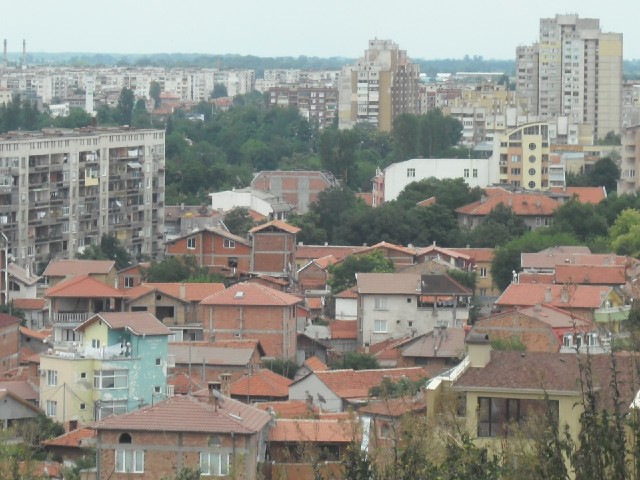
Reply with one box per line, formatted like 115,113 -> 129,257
407,168 -> 416,178
374,297 -> 387,311
124,276 -> 134,288
374,319 -> 388,333
46,400 -> 57,417
479,267 -> 487,278
93,369 -> 128,389
187,237 -> 196,249
200,452 -> 230,476
223,238 -> 236,249
97,399 -> 127,419
47,370 -> 58,386
115,450 -> 144,473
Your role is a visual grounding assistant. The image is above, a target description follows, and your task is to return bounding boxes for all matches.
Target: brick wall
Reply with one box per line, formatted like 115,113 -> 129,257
0,321 -> 19,374
473,313 -> 559,352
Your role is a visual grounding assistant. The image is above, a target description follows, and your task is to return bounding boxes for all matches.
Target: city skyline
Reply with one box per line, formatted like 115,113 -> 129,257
1,0 -> 638,61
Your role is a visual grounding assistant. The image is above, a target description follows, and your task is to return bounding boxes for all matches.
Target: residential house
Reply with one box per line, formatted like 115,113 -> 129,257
42,259 -> 117,289
13,298 -> 47,330
45,275 -> 125,347
295,245 -> 363,272
415,245 -> 474,271
297,255 -> 337,293
0,380 -> 39,407
495,283 -> 628,327
400,325 -> 466,371
39,312 -> 171,429
6,262 -> 40,301
210,187 -> 293,221
449,247 -> 499,299
164,204 -> 226,241
294,356 -> 328,381
250,220 -> 300,279
473,304 -> 604,353
455,191 -> 558,230
200,282 -> 301,359
0,387 -> 40,429
165,227 -> 252,273
554,264 -> 627,286
356,273 -> 472,348
520,246 -> 622,274
353,241 -> 416,268
116,263 -> 150,290
288,367 -> 427,412
0,313 -> 20,374
229,367 -> 292,403
93,393 -> 271,480
334,287 -> 358,321
327,320 -> 358,354
20,326 -> 50,363
124,282 -> 225,340
43,427 -> 97,465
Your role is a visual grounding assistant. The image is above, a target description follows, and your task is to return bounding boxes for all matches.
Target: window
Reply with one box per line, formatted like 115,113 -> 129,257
510,155 -> 521,163
463,168 -> 470,178
154,386 -> 161,394
528,168 -> 536,175
156,358 -> 162,366
124,276 -> 134,288
46,400 -> 57,417
223,238 -> 235,249
473,169 -> 478,178
200,452 -> 229,476
92,339 -> 101,348
407,168 -> 416,178
47,370 -> 58,386
374,297 -> 387,310
528,181 -> 536,189
116,450 -> 144,473
97,399 -> 127,419
477,397 -> 558,437
374,320 -> 388,333
187,237 -> 196,249
511,168 -> 521,175
528,155 -> 536,163
80,403 -> 86,410
94,369 -> 128,389
529,143 -> 537,150
80,372 -> 87,379
479,267 -> 487,278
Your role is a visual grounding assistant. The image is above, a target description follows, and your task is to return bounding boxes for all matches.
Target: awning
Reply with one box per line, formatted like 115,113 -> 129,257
127,162 -> 142,169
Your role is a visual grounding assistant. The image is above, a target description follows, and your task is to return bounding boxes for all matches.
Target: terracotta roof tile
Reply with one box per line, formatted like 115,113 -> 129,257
12,298 -> 46,310
93,394 -> 271,434
311,367 -> 428,399
125,282 -> 225,302
456,192 -> 558,216
335,287 -> 358,299
77,312 -> 172,336
0,312 -> 20,328
43,259 -> 115,277
551,186 -> 607,204
230,368 -> 292,398
402,328 -> 466,359
330,320 -> 357,340
495,284 -> 611,309
0,380 -> 38,401
167,373 -> 206,395
169,344 -> 255,366
554,264 -> 626,285
45,275 -> 124,298
200,282 -> 301,306
20,327 -> 50,341
448,247 -> 495,263
43,427 -> 96,447
416,196 -> 437,207
296,245 -> 362,262
268,419 -> 354,443
250,219 -> 300,234
304,356 -> 328,372
518,272 -> 556,284
256,400 -> 318,418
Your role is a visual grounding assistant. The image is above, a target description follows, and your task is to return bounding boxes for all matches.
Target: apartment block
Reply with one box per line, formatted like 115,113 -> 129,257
0,127 -> 165,273
618,124 -> 640,194
496,122 -> 552,189
339,39 -> 420,132
267,86 -> 339,129
516,14 -> 623,140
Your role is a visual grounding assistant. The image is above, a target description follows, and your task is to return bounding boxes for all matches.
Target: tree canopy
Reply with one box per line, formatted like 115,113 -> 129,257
327,250 -> 395,294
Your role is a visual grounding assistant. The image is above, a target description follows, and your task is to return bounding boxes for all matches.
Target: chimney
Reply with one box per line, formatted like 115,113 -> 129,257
179,282 -> 186,300
534,303 -> 541,312
207,381 -> 222,408
560,288 -> 569,304
220,372 -> 232,397
544,287 -> 552,303
466,333 -> 491,368
22,39 -> 26,67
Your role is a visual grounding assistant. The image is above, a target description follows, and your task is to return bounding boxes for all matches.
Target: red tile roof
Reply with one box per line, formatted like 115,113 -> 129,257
250,219 -> 300,234
416,196 -> 437,207
45,275 -> 124,298
496,284 -> 611,309
296,245 -> 363,262
304,356 -> 328,372
357,241 -> 417,257
256,400 -> 318,418
518,272 -> 555,284
43,427 -> 96,447
311,367 -> 428,400
357,397 -> 427,417
456,192 -> 558,216
200,282 -> 301,306
330,320 -> 357,340
43,259 -> 115,277
269,419 -> 354,443
335,287 -> 358,299
549,186 -> 607,204
554,264 -> 626,285
167,373 -> 206,395
77,312 -> 172,336
20,326 -> 50,341
0,380 -> 38,401
93,394 -> 271,434
448,247 -> 494,263
12,298 -> 46,310
0,312 -> 20,328
125,282 -> 225,302
230,368 -> 292,398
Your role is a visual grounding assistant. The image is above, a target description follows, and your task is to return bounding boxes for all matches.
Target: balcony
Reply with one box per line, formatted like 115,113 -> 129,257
53,311 -> 91,324
593,305 -> 631,324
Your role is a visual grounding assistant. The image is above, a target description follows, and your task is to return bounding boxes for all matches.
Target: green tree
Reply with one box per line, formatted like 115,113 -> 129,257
318,128 -> 358,186
396,177 -> 482,212
132,98 -> 151,128
76,234 -> 132,270
308,186 -> 363,244
288,212 -> 328,245
211,83 -> 228,99
610,208 -> 640,257
327,250 -> 395,294
142,256 -> 216,283
588,156 -> 620,194
149,81 -> 162,109
333,351 -> 380,370
52,107 -> 93,129
264,358 -> 298,379
116,87 -> 135,126
223,207 -> 255,237
468,203 -> 527,247
551,198 -> 609,242
597,130 -> 622,145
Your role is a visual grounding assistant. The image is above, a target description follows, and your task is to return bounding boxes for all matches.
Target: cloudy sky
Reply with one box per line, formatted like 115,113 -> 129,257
2,0 -> 637,60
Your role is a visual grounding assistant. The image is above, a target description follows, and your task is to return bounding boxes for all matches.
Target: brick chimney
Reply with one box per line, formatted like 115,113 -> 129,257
220,372 -> 232,397
466,333 -> 491,368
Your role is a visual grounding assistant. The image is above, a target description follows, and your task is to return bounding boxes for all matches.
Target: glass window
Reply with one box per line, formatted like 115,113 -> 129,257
528,181 -> 536,189
528,155 -> 536,163
374,297 -> 387,310
116,450 -> 144,473
187,237 -> 196,249
374,320 -> 388,333
200,453 -> 230,476
97,399 -> 127,419
124,276 -> 134,288
47,370 -> 58,386
477,397 -> 558,437
94,369 -> 128,389
407,168 -> 416,178
223,238 -> 235,249
528,168 -> 536,175
46,400 -> 57,417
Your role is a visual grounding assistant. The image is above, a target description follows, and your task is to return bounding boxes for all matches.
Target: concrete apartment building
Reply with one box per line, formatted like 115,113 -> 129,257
618,124 -> 640,194
267,86 -> 339,129
496,122 -> 552,189
339,39 -> 420,132
0,127 -> 165,273
516,14 -> 623,140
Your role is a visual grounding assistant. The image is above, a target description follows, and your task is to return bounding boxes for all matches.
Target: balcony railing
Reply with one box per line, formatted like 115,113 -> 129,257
53,311 -> 90,324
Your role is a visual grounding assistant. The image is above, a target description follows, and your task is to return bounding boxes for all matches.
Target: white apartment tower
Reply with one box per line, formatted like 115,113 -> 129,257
339,39 -> 420,132
516,14 -> 623,140
0,127 -> 165,273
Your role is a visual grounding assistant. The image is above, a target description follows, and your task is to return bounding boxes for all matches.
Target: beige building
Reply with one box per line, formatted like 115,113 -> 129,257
516,14 -> 623,140
339,39 -> 420,132
496,122 -> 552,189
0,127 -> 165,273
618,124 -> 640,194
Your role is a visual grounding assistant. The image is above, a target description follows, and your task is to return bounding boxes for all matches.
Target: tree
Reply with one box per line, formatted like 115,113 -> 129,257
327,250 -> 395,294
551,198 -> 609,242
211,83 -> 228,99
610,208 -> 640,257
141,256 -> 218,283
264,358 -> 298,379
597,130 -> 622,145
588,156 -> 620,194
468,203 -> 527,247
149,81 -> 162,109
76,234 -> 132,270
116,87 -> 135,126
396,177 -> 482,212
332,351 -> 380,370
308,186 -> 363,244
132,99 -> 151,128
222,207 -> 255,237
318,128 -> 358,186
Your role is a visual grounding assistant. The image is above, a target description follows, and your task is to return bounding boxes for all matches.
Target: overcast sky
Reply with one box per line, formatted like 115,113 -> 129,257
2,0 -> 637,60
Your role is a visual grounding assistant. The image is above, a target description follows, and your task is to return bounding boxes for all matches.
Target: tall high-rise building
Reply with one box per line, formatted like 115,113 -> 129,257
0,127 -> 165,273
339,39 -> 420,132
516,14 -> 623,140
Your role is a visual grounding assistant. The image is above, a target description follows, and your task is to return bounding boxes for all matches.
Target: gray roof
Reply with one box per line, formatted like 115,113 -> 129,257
169,344 -> 255,366
356,273 -> 472,296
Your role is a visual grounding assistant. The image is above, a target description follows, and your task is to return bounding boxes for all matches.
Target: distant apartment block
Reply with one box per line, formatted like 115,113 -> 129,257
339,39 -> 420,132
618,124 -> 640,194
0,127 -> 165,273
496,122 -> 552,189
267,86 -> 338,129
516,14 -> 623,139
